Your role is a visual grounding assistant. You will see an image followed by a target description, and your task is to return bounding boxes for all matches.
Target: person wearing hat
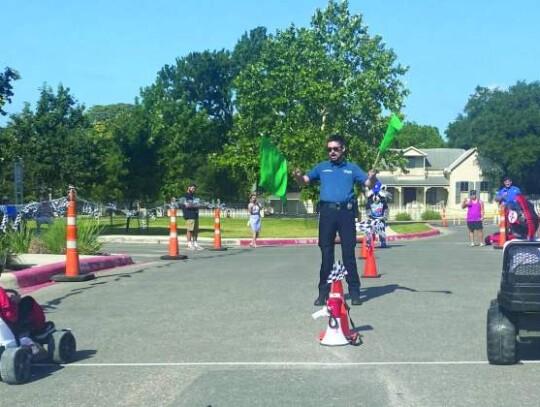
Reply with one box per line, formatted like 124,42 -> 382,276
182,183 -> 204,250
495,176 -> 521,205
462,189 -> 485,246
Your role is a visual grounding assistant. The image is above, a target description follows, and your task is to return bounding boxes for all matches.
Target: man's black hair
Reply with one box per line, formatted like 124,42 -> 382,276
327,133 -> 346,146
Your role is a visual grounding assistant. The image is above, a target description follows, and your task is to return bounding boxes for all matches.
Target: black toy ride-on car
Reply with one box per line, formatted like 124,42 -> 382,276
487,240 -> 540,365
0,321 -> 76,384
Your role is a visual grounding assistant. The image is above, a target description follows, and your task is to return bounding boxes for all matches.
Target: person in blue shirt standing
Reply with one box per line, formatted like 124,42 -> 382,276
495,176 -> 521,205
294,134 -> 376,306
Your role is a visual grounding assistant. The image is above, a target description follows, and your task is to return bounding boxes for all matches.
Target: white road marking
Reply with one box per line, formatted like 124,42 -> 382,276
35,360 -> 540,367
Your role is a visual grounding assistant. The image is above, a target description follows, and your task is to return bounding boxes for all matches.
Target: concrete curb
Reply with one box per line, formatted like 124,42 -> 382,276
235,226 -> 441,247
0,254 -> 134,291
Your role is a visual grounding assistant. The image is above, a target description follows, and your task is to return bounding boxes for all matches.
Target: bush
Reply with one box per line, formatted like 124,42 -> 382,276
8,223 -> 33,254
40,219 -> 105,255
395,212 -> 412,221
421,210 -> 442,221
0,225 -> 33,271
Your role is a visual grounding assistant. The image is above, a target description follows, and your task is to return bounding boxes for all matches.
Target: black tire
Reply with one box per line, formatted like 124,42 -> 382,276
0,347 -> 32,384
48,331 -> 76,364
487,301 -> 517,365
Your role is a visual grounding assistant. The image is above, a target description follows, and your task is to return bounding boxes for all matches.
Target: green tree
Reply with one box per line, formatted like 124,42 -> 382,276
395,122 -> 445,149
446,81 -> 540,194
105,102 -> 162,203
142,48 -> 247,201
0,66 -> 20,116
85,103 -> 134,123
231,27 -> 269,77
4,84 -> 98,199
222,0 -> 408,200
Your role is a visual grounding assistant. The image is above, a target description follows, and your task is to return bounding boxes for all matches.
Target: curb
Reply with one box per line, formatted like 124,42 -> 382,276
236,227 -> 441,247
0,254 -> 134,291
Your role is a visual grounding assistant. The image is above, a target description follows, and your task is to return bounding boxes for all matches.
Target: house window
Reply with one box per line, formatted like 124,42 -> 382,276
480,181 -> 489,192
460,182 -> 469,192
426,188 -> 438,205
406,157 -> 424,169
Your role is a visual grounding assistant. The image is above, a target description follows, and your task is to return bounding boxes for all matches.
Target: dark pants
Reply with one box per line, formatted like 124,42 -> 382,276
317,204 -> 361,299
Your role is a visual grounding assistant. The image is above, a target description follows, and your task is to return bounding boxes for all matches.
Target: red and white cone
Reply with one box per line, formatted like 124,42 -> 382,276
320,293 -> 350,346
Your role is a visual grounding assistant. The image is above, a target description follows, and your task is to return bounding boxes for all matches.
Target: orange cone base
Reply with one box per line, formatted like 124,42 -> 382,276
160,254 -> 188,260
492,245 -> 503,250
51,273 -> 96,282
362,257 -> 381,278
362,272 -> 381,278
208,247 -> 228,251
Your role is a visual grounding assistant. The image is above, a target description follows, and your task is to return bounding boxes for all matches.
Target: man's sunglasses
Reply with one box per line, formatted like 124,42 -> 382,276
327,146 -> 342,152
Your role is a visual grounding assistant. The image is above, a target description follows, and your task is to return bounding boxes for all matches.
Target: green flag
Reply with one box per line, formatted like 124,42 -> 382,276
378,114 -> 403,154
259,136 -> 288,202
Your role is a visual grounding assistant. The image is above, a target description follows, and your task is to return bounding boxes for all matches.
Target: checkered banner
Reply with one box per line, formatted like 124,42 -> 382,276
327,261 -> 348,284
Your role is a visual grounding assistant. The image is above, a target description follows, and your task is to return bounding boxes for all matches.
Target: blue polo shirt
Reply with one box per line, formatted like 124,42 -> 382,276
496,185 -> 521,204
307,160 -> 368,203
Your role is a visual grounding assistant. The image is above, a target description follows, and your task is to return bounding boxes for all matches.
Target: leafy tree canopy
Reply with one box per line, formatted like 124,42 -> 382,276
0,66 -> 20,116
221,0 -> 409,200
395,121 -> 445,149
446,81 -> 540,194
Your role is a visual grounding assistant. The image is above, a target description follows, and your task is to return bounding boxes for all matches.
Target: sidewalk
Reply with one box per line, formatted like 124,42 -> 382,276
0,226 -> 440,291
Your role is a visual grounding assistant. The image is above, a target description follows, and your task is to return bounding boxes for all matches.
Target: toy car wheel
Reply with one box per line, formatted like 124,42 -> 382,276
487,300 -> 517,365
0,347 -> 32,384
48,331 -> 76,364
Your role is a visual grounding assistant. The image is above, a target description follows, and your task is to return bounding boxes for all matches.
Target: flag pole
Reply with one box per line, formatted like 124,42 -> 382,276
372,150 -> 381,171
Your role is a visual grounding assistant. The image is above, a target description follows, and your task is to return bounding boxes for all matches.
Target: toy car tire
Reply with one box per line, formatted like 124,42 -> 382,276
0,347 -> 32,384
487,300 -> 517,365
48,331 -> 76,364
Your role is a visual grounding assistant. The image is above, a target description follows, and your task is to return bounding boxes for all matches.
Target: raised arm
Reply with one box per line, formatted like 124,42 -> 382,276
293,169 -> 310,186
364,169 -> 377,188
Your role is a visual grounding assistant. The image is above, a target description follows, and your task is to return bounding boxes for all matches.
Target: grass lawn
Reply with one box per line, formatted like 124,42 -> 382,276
97,216 -> 433,239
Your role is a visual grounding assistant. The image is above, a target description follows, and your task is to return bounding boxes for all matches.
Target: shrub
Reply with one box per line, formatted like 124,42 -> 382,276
394,212 -> 412,221
40,219 -> 105,255
0,227 -> 27,271
8,223 -> 33,254
421,210 -> 442,221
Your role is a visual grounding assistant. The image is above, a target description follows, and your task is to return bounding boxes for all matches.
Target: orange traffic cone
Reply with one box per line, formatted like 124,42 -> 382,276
358,235 -> 368,259
209,207 -> 227,251
442,206 -> 448,227
52,186 -> 95,282
362,244 -> 380,278
160,203 -> 187,260
495,204 -> 506,250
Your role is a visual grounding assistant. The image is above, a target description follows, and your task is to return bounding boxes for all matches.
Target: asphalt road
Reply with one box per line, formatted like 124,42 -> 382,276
2,225 -> 540,406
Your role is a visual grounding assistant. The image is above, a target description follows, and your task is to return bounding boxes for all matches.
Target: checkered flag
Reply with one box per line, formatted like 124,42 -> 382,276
327,261 -> 348,284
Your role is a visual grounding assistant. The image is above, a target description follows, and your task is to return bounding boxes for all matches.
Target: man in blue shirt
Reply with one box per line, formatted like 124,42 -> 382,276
294,134 -> 376,306
495,176 -> 521,205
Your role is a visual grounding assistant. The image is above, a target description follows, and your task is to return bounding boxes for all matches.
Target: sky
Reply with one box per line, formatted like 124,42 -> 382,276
2,0 -> 540,135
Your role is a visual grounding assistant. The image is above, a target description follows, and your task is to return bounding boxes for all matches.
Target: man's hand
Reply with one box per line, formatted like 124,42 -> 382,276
294,169 -> 306,185
365,169 -> 377,188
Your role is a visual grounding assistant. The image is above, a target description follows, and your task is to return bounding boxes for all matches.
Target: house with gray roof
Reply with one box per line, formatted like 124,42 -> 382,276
377,146 -> 494,216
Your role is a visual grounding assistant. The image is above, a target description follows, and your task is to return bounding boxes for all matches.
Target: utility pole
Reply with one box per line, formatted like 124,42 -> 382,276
13,158 -> 23,204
